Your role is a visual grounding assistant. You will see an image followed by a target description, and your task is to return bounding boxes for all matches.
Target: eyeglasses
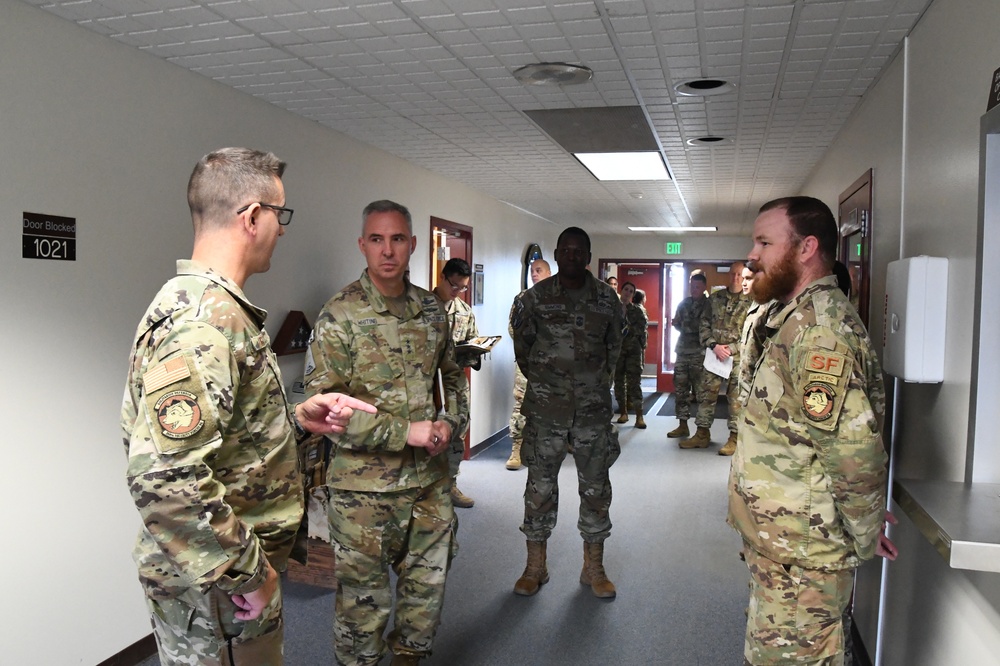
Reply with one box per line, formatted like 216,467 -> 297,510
236,202 -> 294,226
447,278 -> 469,293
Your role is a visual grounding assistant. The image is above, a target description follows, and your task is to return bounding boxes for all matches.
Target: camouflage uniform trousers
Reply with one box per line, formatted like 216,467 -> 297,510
509,365 -> 527,443
328,477 -> 455,666
672,350 -> 707,421
697,351 -> 742,431
613,344 -> 644,411
521,419 -> 621,542
743,545 -> 854,666
145,579 -> 283,666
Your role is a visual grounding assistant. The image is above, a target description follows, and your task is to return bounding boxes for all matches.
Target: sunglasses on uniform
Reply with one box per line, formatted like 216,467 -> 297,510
236,202 -> 294,226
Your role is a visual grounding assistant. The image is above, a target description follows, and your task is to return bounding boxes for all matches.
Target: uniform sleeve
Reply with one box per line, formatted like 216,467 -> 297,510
672,301 -> 685,331
606,297 -> 624,380
699,295 -> 715,348
305,306 -> 411,452
510,292 -> 535,376
793,330 -> 888,560
126,321 -> 268,596
635,306 -> 648,349
438,332 -> 470,437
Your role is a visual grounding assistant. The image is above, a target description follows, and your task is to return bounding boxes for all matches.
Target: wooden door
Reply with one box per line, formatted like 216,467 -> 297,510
838,170 -> 873,325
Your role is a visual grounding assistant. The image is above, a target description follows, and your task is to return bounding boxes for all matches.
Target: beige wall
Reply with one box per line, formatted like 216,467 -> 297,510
802,0 -> 1000,662
0,1 -> 555,662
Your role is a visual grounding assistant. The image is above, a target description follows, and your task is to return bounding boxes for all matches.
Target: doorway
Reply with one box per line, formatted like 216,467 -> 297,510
838,170 -> 873,325
429,216 -> 473,459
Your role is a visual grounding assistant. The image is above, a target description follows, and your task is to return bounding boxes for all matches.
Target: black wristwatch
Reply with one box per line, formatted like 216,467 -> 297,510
709,342 -> 717,350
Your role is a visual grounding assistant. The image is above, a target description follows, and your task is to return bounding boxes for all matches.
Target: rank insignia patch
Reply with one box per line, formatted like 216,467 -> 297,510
803,382 -> 836,421
155,390 -> 205,439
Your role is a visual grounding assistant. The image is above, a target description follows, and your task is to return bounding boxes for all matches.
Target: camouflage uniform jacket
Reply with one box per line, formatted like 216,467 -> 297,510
444,295 -> 480,369
121,260 -> 302,600
305,270 -> 469,493
728,275 -> 888,570
671,294 -> 708,354
510,271 -> 623,427
622,302 -> 648,352
700,288 -> 752,352
737,300 -> 774,405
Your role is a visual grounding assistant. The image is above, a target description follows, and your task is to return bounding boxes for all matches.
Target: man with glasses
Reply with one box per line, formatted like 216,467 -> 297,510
121,147 -> 375,665
432,258 -> 479,509
305,200 -> 468,666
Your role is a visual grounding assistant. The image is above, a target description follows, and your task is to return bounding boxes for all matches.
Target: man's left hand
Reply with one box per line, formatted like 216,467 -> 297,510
876,511 -> 899,561
297,393 -> 377,435
714,344 -> 733,361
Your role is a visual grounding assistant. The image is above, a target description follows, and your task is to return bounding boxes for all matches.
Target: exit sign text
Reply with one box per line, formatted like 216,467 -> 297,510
665,242 -> 682,255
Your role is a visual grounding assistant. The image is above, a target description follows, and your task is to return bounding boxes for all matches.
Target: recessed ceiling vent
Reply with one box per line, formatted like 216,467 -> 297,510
674,79 -> 736,97
513,63 -> 593,86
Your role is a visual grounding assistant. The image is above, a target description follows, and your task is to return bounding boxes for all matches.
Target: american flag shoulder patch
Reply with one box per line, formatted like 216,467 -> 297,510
143,356 -> 191,394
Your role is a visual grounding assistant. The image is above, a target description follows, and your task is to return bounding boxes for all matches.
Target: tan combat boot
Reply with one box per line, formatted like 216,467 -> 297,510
506,439 -> 523,470
679,426 -> 712,449
666,419 -> 689,438
718,432 -> 737,456
450,484 -> 475,508
580,541 -> 616,599
616,404 -> 629,423
634,408 -> 646,429
514,540 -> 549,596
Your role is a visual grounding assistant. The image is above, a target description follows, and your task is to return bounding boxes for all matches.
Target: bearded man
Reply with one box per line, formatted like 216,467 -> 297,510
727,196 -> 897,665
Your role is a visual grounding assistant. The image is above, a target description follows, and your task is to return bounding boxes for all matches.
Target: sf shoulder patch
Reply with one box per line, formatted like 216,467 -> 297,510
800,349 -> 851,430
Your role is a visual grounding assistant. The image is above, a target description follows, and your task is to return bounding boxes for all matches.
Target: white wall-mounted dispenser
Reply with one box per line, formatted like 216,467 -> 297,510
883,256 -> 948,383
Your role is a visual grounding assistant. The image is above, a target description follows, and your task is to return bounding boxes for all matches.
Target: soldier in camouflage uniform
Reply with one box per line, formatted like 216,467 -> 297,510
667,271 -> 708,440
507,258 -> 551,470
305,200 -> 468,666
510,227 -> 623,599
121,148 -> 374,666
613,281 -> 648,428
728,196 -> 896,665
682,262 -> 752,453
432,258 -> 479,508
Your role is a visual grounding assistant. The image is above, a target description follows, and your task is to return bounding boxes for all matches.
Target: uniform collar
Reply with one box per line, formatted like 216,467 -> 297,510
764,274 -> 839,333
360,269 -> 424,320
176,259 -> 267,325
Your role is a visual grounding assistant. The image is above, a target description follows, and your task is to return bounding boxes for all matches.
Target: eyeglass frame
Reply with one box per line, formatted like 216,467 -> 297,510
446,277 -> 470,293
236,202 -> 294,226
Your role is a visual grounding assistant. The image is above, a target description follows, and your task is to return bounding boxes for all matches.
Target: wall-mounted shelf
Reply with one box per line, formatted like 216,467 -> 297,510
893,478 -> 1000,573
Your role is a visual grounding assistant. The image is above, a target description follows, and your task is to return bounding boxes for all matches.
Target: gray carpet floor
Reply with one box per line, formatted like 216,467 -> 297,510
139,392 -> 749,665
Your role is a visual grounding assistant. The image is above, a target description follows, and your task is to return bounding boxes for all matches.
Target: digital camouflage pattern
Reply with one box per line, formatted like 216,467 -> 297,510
728,275 -> 888,570
510,271 -> 623,542
121,260 -> 301,663
698,288 -> 753,431
614,302 -> 648,410
305,270 -> 466,665
327,477 -> 454,666
509,364 -> 527,444
520,420 -> 620,541
671,294 -> 708,420
510,271 -> 623,427
304,270 -> 468,492
742,545 -> 854,665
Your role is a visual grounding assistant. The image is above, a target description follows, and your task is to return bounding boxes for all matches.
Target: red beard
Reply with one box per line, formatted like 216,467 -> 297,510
750,247 -> 799,304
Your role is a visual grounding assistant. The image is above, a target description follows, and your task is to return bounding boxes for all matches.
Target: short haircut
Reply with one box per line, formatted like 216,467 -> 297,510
759,196 -> 838,266
362,199 -> 412,235
632,288 -> 645,304
690,269 -> 707,285
187,148 -> 285,231
556,226 -> 591,253
443,258 -> 471,278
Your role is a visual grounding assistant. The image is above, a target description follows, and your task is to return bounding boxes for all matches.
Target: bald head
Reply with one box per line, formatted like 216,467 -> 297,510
530,259 -> 551,284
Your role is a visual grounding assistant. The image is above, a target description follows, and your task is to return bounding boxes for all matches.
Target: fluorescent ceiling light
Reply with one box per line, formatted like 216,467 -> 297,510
574,152 -> 670,181
627,226 -> 717,232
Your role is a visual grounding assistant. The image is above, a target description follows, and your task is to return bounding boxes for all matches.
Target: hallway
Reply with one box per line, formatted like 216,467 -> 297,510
143,399 -> 749,665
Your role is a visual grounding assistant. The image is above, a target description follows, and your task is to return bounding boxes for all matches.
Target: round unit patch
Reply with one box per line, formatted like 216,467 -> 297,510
803,382 -> 836,422
155,390 -> 206,439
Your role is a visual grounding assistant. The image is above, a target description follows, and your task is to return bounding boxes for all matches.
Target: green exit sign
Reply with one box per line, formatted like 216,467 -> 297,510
665,242 -> 683,255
